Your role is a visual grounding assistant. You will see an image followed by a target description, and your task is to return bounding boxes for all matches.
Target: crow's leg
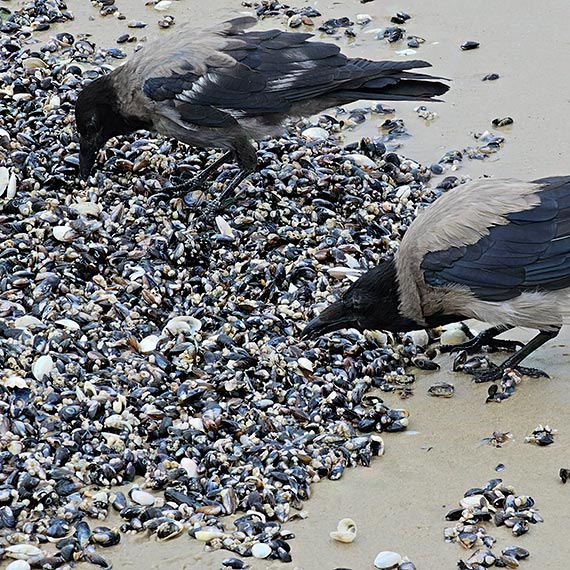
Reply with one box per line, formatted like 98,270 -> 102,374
195,138 -> 257,216
194,169 -> 254,217
440,324 -> 524,354
166,151 -> 234,195
466,328 -> 560,382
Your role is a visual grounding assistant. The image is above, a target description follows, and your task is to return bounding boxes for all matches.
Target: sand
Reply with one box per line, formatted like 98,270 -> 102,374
13,0 -> 570,568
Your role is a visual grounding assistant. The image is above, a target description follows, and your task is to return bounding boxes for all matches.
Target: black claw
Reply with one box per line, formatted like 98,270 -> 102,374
513,366 -> 549,379
441,334 -> 522,355
474,364 -> 549,383
473,370 -> 503,383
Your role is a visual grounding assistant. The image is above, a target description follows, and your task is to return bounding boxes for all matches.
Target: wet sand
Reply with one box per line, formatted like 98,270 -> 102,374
22,0 -> 570,568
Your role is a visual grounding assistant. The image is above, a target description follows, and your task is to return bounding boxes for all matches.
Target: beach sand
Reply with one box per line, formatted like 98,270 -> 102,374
12,0 -> 570,568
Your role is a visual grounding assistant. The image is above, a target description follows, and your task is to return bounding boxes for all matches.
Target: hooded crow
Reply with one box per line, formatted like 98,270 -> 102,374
75,16 -> 448,202
303,176 -> 570,382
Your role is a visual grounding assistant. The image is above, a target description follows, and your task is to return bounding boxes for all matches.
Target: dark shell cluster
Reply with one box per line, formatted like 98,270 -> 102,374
0,2 -> 493,570
445,478 -> 540,569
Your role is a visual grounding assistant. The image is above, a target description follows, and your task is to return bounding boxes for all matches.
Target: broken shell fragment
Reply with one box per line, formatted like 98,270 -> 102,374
330,518 -> 357,543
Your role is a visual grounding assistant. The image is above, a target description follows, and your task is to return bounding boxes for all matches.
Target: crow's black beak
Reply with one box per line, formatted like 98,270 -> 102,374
79,138 -> 97,181
302,302 -> 354,339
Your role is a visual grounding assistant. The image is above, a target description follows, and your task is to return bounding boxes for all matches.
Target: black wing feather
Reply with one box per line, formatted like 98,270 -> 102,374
143,26 -> 448,124
422,177 -> 570,301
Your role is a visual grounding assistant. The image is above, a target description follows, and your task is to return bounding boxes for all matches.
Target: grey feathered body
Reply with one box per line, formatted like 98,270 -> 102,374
396,176 -> 570,331
105,17 -> 448,164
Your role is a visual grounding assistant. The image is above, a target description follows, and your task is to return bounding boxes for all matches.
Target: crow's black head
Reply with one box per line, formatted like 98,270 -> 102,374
75,75 -> 148,180
302,259 -> 420,339
75,76 -> 117,180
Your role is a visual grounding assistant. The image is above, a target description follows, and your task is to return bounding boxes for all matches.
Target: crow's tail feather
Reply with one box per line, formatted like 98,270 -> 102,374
334,78 -> 450,102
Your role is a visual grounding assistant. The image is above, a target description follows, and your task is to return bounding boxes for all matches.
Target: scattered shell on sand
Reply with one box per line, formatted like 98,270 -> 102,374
374,551 -> 403,569
330,518 -> 358,543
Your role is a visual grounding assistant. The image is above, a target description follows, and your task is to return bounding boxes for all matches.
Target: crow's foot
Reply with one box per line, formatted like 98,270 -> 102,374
472,364 -> 549,383
441,326 -> 523,355
165,178 -> 203,197
191,194 -> 241,222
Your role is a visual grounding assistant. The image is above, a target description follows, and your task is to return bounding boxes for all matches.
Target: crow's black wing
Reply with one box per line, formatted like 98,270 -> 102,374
142,24 -> 447,121
421,177 -> 570,301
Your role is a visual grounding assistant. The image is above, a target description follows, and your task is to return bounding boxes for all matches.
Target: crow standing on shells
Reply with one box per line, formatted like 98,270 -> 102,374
303,176 -> 570,382
75,16 -> 448,204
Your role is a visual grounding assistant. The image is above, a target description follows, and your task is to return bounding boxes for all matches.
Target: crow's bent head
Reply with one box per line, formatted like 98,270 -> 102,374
302,259 -> 420,339
75,74 -> 149,180
75,76 -> 117,180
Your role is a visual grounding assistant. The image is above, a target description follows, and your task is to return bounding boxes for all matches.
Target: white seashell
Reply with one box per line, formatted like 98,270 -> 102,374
404,329 -> 429,347
347,154 -> 376,168
374,551 -> 403,569
460,495 -> 485,508
70,201 -> 102,216
101,432 -> 125,450
396,185 -> 411,200
0,127 -> 9,142
8,440 -> 23,455
14,315 -> 42,329
129,487 -> 155,506
330,518 -> 357,543
302,127 -> 329,140
297,357 -> 313,372
188,417 -> 205,431
440,328 -> 468,346
195,529 -> 225,541
44,94 -> 61,112
7,560 -> 31,570
6,171 -> 16,199
180,457 -> 198,478
153,0 -> 172,10
356,13 -> 372,24
0,166 -> 8,196
139,334 -> 160,353
365,330 -> 388,345
32,355 -> 55,381
129,266 -> 146,281
55,318 -> 80,330
22,57 -> 47,69
91,491 -> 109,505
6,544 -> 42,559
344,253 -> 361,269
52,225 -> 75,242
163,315 -> 202,336
3,376 -> 28,389
327,267 -> 363,281
251,542 -> 272,559
215,215 -> 234,237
